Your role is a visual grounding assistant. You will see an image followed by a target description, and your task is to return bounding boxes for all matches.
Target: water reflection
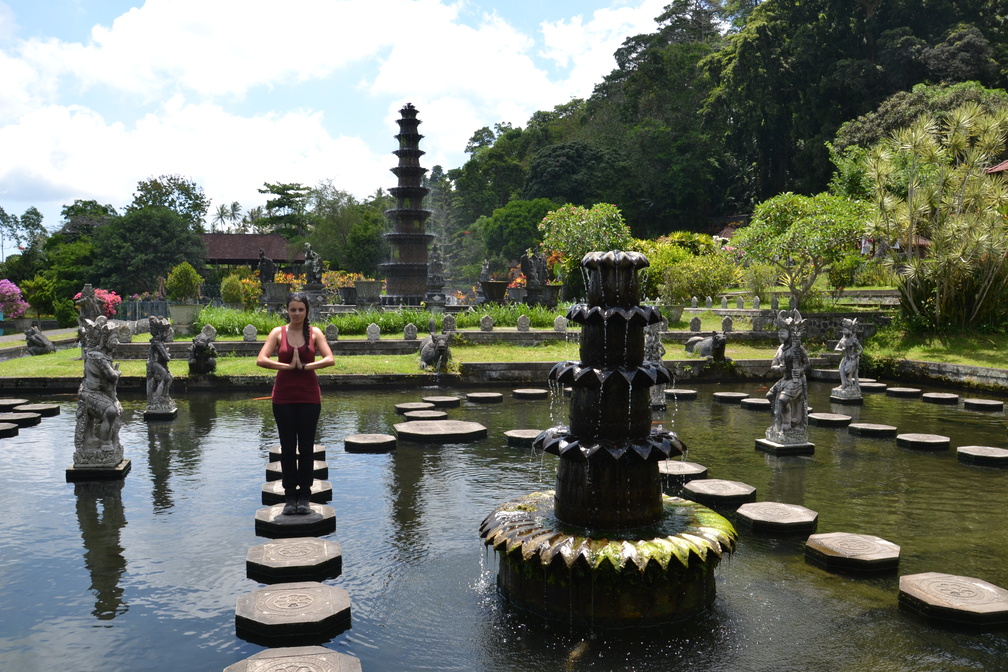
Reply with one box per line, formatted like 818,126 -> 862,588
146,421 -> 174,513
73,480 -> 127,620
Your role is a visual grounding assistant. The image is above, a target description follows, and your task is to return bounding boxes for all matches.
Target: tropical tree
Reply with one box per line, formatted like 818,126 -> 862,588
127,174 -> 210,228
212,204 -> 229,232
228,201 -> 242,229
538,203 -> 634,298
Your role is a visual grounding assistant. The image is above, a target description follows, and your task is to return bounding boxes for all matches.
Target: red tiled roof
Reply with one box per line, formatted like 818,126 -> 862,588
201,233 -> 302,263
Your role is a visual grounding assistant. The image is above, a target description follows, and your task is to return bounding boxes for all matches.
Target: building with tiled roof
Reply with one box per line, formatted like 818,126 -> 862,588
201,233 -> 302,270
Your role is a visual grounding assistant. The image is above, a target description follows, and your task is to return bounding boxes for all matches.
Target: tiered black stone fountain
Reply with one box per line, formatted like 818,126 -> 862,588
480,250 -> 737,628
380,102 -> 433,306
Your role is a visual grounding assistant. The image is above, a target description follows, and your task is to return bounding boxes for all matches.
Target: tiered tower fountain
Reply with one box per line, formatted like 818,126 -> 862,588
380,102 -> 433,306
480,250 -> 737,627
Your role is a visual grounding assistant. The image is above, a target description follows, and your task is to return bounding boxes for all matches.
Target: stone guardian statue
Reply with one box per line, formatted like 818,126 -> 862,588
764,309 -> 810,445
831,318 -> 863,402
70,316 -> 127,477
144,316 -> 177,420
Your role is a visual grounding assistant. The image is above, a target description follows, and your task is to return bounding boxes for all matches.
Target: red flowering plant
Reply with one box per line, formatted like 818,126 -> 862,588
0,279 -> 29,318
73,287 -> 122,317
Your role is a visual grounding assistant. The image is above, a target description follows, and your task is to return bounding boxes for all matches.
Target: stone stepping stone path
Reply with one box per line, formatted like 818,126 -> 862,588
682,478 -> 756,509
848,422 -> 897,438
740,397 -> 771,411
886,387 -> 922,398
964,398 -> 1004,412
267,460 -> 328,482
512,388 -> 549,400
0,422 -> 18,438
712,391 -> 749,404
805,532 -> 901,573
421,395 -> 462,408
262,480 -> 332,505
270,443 -> 326,460
896,433 -> 950,451
736,502 -> 818,535
957,445 -> 1008,467
393,419 -> 487,444
0,398 -> 29,411
658,460 -> 707,489
808,412 -> 852,427
922,392 -> 959,405
466,392 -> 503,403
343,433 -> 396,454
12,402 -> 60,417
225,646 -> 362,672
235,581 -> 351,645
255,503 -> 337,539
395,401 -> 435,414
504,429 -> 541,447
403,409 -> 448,421
665,388 -> 698,400
899,572 -> 1008,627
0,411 -> 41,427
246,537 -> 343,584
859,382 -> 887,393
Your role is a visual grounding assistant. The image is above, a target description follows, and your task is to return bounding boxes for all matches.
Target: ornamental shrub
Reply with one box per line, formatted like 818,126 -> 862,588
165,261 -> 203,302
72,287 -> 122,317
0,279 -> 30,318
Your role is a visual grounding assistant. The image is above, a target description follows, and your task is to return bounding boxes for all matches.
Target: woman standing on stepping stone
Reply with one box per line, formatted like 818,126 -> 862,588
257,293 -> 334,515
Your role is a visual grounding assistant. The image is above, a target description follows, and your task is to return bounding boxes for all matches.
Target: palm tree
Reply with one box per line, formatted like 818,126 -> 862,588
228,201 -> 242,231
212,204 -> 229,233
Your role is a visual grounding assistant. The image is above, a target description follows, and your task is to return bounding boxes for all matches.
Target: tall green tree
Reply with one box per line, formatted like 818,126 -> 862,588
126,174 -> 210,228
258,182 -> 312,238
482,198 -> 556,262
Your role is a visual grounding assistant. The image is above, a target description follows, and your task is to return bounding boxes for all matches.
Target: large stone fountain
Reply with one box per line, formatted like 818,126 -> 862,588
480,250 -> 737,627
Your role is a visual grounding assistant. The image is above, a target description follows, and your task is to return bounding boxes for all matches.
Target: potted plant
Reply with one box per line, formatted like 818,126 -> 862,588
165,261 -> 204,332
354,277 -> 383,306
326,270 -> 364,305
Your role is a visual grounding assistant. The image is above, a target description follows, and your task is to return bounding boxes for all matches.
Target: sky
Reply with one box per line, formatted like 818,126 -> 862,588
0,0 -> 669,237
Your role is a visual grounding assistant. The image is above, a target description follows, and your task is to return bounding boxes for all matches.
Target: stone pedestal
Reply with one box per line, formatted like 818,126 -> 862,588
755,438 -> 815,456
66,459 -> 131,482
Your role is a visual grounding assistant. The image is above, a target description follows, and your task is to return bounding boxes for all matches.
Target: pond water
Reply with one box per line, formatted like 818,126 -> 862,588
1,380 -> 1007,671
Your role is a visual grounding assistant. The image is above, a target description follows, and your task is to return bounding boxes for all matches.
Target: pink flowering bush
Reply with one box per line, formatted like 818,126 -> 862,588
0,279 -> 29,319
73,287 -> 122,317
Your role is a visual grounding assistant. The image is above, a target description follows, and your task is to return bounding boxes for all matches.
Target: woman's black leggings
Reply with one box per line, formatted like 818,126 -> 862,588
272,402 -> 321,497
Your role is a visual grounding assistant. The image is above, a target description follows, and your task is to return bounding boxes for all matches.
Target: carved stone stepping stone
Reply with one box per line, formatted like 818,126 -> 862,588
808,412 -> 852,427
421,395 -> 462,408
896,433 -> 950,451
267,460 -> 327,482
466,392 -> 503,403
393,419 -> 487,444
964,398 -> 1004,412
246,537 -> 343,584
235,581 -> 351,645
682,478 -> 756,509
712,391 -> 749,404
922,392 -> 959,405
899,572 -> 1008,627
224,646 -> 362,672
740,397 -> 771,411
403,409 -> 448,421
805,532 -> 901,573
262,479 -> 332,505
270,443 -> 326,460
658,460 -> 707,490
504,429 -> 541,446
12,402 -> 60,417
0,398 -> 29,411
0,412 -> 40,427
512,388 -> 549,400
859,382 -> 887,393
848,422 -> 897,438
255,503 -> 336,539
957,445 -> 1008,467
755,438 -> 815,456
0,422 -> 17,438
736,502 -> 818,535
395,401 -> 436,414
665,388 -> 698,400
886,387 -> 922,398
344,433 -> 396,454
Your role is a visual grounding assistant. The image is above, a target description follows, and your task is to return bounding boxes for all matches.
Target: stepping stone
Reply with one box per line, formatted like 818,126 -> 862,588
805,532 -> 901,573
512,388 -> 549,400
899,572 -> 1008,627
421,395 -> 462,408
808,412 -> 852,427
143,407 -> 178,421
343,433 -> 396,454
403,409 -> 448,421
712,391 -> 749,404
740,397 -> 772,411
957,445 -> 1008,467
665,388 -> 698,400
466,392 -> 503,403
658,460 -> 708,490
887,387 -> 922,398
395,401 -> 435,414
964,398 -> 1004,412
682,478 -> 756,509
0,422 -> 18,438
0,412 -> 40,427
755,438 -> 815,456
859,382 -> 887,393
848,422 -> 897,438
829,394 -> 863,405
0,398 -> 29,411
12,402 -> 60,417
393,420 -> 487,444
812,368 -> 840,381
235,581 -> 351,645
504,429 -> 541,447
246,537 -> 343,584
896,433 -> 950,451
736,502 -> 818,534
270,443 -> 326,460
860,378 -> 877,383
922,392 -> 959,405
267,460 -> 328,482
224,646 -> 362,672
262,480 -> 332,505
254,503 -> 336,539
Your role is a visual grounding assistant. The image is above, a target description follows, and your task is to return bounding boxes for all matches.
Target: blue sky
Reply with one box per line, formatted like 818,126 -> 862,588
0,0 -> 668,234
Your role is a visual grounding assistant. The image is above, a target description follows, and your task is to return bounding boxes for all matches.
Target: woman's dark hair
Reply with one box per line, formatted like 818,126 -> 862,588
287,292 -> 311,344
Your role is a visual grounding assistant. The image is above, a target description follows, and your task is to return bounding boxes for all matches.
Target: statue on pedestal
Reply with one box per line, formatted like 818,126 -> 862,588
304,242 -> 322,286
765,309 -> 810,444
831,318 -> 862,400
257,248 -> 276,284
73,316 -> 124,467
188,326 -> 218,375
24,325 -> 56,355
145,316 -> 176,416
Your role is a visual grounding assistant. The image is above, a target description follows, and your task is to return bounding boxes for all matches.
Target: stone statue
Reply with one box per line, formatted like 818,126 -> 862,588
685,331 -> 726,360
428,243 -> 445,287
76,283 -> 102,353
304,242 -> 322,285
258,248 -> 276,284
24,325 -> 56,355
765,309 -> 810,444
420,332 -> 452,372
831,317 -> 862,399
188,328 -> 217,375
145,316 -> 175,412
520,251 -> 548,290
480,259 -> 490,283
73,316 -> 124,467
645,323 -> 667,408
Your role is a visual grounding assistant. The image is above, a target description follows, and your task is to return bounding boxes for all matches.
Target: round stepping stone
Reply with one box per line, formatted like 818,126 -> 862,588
957,445 -> 1008,467
964,398 -> 1004,412
262,480 -> 332,505
466,392 -> 504,403
805,532 -> 901,573
896,433 -> 950,451
254,503 -> 336,539
270,443 -> 326,460
224,646 -> 363,672
848,422 -> 897,438
808,412 -> 852,427
246,537 -> 343,584
740,397 -> 771,411
403,409 -> 448,421
0,398 -> 29,411
682,478 -> 756,509
899,572 -> 1008,627
712,391 -> 749,404
393,420 -> 487,444
235,581 -> 351,645
658,460 -> 708,489
12,402 -> 60,417
267,460 -> 328,482
736,502 -> 818,534
922,392 -> 959,405
886,387 -> 922,398
512,388 -> 549,400
344,433 -> 396,454
665,388 -> 698,400
395,401 -> 435,414
0,422 -> 17,438
859,382 -> 887,393
504,429 -> 541,447
421,395 -> 462,408
860,378 -> 877,383
0,412 -> 41,427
